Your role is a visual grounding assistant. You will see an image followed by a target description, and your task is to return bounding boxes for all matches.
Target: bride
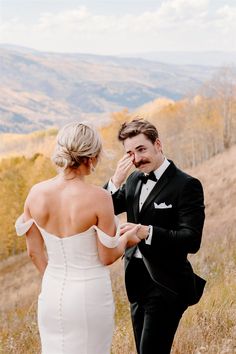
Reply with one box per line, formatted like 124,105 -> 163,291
15,121 -> 143,354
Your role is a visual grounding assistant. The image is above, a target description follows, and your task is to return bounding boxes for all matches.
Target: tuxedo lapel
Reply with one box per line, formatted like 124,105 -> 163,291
139,161 -> 176,217
123,176 -> 143,260
132,179 -> 143,223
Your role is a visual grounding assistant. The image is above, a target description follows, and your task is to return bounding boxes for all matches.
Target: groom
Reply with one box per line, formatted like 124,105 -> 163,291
106,118 -> 206,354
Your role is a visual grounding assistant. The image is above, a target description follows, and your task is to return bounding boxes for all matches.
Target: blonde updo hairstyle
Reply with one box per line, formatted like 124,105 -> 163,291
52,121 -> 102,170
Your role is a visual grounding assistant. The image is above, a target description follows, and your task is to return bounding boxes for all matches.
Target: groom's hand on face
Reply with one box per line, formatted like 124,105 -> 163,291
111,154 -> 134,188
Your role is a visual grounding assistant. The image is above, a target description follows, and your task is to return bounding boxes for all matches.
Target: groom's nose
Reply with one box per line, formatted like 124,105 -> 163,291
133,152 -> 141,163
129,152 -> 142,167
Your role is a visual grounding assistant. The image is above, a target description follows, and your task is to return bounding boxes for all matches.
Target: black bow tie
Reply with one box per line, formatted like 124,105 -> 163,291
139,171 -> 157,184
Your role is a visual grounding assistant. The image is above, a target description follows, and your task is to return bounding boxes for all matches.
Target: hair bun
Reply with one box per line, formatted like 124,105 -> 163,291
52,121 -> 102,170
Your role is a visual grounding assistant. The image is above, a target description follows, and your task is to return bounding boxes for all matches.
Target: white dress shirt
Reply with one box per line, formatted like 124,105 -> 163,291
108,158 -> 170,258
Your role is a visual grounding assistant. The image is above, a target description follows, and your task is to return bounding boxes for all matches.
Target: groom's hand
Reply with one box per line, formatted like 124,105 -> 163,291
121,224 -> 142,248
120,222 -> 149,240
111,154 -> 134,188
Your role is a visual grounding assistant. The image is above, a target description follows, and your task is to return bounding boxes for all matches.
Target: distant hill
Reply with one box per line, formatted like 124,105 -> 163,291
129,51 -> 236,67
0,45 -> 219,133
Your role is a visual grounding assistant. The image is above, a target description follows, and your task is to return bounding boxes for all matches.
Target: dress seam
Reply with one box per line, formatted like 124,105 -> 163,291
59,239 -> 67,354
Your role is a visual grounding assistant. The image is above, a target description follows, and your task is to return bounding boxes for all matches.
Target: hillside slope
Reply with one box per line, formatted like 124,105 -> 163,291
0,129 -> 57,158
1,145 -> 236,353
188,144 -> 236,238
0,46 -> 218,133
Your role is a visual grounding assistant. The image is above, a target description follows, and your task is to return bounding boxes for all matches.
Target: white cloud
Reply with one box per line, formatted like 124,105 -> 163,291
36,7 -> 114,33
0,0 -> 235,53
30,0 -> 207,35
157,0 -> 209,22
216,5 -> 236,29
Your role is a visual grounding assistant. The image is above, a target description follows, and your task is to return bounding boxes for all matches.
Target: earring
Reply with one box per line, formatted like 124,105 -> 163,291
90,160 -> 95,172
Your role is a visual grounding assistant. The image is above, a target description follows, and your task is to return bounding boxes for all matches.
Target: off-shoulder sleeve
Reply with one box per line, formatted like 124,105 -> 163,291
94,217 -> 120,248
15,214 -> 34,236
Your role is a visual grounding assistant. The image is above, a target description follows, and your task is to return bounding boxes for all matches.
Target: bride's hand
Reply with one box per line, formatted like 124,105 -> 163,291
120,222 -> 149,241
121,224 -> 142,247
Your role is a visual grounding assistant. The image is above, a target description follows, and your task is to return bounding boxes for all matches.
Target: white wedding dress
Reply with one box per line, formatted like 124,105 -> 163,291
15,214 -> 120,354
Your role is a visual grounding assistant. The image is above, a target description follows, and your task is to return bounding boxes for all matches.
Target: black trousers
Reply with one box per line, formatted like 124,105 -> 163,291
127,258 -> 187,354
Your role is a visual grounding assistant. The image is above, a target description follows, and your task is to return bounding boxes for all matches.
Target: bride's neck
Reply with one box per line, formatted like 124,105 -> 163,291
61,167 -> 87,181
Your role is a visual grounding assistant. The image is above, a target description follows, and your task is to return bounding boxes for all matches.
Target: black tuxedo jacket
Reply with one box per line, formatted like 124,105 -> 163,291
109,160 -> 206,305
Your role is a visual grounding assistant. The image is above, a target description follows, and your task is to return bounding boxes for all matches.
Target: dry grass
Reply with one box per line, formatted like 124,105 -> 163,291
1,238 -> 236,354
1,146 -> 236,353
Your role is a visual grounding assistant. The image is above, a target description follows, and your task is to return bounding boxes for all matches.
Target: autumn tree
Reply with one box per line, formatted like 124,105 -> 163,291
203,67 -> 236,149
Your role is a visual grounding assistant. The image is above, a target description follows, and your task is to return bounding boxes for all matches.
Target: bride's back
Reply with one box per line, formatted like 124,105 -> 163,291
25,121 -> 110,238
27,176 -> 102,237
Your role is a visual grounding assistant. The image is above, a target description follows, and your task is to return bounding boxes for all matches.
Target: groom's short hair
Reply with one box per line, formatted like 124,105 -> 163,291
118,118 -> 159,144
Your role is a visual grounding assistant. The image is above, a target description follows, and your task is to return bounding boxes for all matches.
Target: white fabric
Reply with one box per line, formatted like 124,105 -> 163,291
153,157 -> 170,180
136,157 -> 170,257
15,214 -> 120,354
145,225 -> 153,245
139,158 -> 170,212
15,214 -> 120,248
107,179 -> 119,194
107,180 -> 154,248
15,215 -> 34,236
93,217 -> 120,248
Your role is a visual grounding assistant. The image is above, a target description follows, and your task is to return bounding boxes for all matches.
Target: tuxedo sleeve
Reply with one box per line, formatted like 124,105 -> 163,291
104,182 -> 127,215
151,177 -> 205,254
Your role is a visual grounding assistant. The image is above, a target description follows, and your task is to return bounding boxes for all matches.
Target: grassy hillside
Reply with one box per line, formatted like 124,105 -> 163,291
0,145 -> 236,353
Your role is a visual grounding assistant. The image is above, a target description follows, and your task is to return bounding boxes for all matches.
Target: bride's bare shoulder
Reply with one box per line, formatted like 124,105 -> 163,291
31,177 -> 56,191
89,185 -> 112,203
26,178 -> 56,201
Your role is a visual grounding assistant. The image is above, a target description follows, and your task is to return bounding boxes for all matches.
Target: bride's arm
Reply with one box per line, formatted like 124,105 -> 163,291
24,200 -> 48,276
96,190 -> 141,265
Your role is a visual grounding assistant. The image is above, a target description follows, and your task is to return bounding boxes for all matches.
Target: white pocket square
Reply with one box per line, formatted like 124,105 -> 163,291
154,202 -> 172,209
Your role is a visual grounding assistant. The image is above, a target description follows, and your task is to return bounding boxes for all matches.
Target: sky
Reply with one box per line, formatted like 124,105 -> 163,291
0,0 -> 235,55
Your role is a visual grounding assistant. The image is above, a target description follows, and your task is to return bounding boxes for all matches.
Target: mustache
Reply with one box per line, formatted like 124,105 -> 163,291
134,160 -> 150,168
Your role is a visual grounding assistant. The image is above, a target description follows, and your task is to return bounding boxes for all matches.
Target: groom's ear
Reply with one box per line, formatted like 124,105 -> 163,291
154,138 -> 161,147
154,138 -> 163,152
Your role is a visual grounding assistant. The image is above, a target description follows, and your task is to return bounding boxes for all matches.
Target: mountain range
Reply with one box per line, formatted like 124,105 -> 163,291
128,51 -> 236,67
0,45 -> 222,133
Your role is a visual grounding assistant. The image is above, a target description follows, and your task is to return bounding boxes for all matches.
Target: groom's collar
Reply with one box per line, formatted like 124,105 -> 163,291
150,157 -> 170,180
